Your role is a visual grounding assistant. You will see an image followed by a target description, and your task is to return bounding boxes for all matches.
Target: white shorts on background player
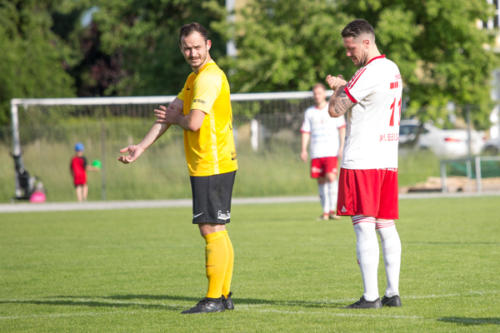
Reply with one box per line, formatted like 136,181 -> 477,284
300,104 -> 346,159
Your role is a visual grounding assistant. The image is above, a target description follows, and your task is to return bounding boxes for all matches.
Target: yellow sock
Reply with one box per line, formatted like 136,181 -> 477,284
204,230 -> 229,299
222,231 -> 234,298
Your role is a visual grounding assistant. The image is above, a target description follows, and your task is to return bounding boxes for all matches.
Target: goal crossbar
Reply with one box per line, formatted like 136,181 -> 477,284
10,90 -> 332,107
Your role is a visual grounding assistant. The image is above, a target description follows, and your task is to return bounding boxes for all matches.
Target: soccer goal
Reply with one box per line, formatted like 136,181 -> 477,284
9,91 -> 328,201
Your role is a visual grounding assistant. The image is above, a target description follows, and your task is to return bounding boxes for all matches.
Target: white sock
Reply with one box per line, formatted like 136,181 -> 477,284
377,223 -> 401,297
353,217 -> 379,301
318,183 -> 329,214
327,180 -> 338,213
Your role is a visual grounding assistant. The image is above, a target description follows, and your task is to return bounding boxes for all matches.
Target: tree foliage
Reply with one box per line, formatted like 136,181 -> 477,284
339,0 -> 498,127
0,0 -> 76,125
0,0 -> 498,129
86,0 -> 226,96
211,0 -> 350,92
213,0 -> 499,128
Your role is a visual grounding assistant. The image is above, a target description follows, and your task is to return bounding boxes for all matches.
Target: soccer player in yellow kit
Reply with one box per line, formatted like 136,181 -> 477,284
118,22 -> 237,314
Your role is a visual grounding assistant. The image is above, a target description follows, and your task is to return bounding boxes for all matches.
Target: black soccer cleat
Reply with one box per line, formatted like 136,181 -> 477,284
346,296 -> 382,309
222,292 -> 234,310
381,295 -> 402,307
181,297 -> 225,314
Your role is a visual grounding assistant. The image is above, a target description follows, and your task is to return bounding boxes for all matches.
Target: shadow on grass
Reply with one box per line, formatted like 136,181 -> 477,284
102,294 -> 346,309
438,317 -> 500,326
0,294 -> 346,311
0,298 -> 183,312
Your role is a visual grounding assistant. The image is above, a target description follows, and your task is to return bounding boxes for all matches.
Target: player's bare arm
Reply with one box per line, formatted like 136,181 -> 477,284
118,99 -> 183,164
338,126 -> 346,161
118,122 -> 170,164
300,132 -> 310,162
172,109 -> 205,132
155,98 -> 205,132
325,75 -> 354,118
154,97 -> 183,125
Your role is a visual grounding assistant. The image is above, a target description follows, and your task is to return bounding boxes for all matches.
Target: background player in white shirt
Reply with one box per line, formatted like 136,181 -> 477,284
300,83 -> 346,220
326,19 -> 403,309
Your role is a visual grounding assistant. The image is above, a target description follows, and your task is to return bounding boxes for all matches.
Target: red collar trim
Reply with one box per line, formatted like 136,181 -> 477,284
366,54 -> 385,66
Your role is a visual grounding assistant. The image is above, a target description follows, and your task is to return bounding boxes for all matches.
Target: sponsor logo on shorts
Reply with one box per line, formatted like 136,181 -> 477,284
311,166 -> 322,173
217,210 -> 231,221
341,206 -> 347,213
193,212 -> 204,219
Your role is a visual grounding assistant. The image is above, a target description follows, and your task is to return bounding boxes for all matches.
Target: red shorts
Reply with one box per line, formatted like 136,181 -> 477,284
337,168 -> 398,219
310,157 -> 338,178
73,174 -> 87,186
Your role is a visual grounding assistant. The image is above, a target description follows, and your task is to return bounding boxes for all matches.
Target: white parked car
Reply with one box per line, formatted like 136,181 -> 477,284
399,119 -> 485,158
481,137 -> 500,154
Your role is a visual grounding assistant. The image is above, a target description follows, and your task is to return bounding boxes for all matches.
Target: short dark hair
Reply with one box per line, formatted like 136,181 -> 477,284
312,83 -> 326,91
179,22 -> 209,44
341,19 -> 375,39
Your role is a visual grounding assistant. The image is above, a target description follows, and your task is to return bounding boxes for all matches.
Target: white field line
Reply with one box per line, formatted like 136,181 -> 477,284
0,290 -> 497,321
1,191 -> 500,213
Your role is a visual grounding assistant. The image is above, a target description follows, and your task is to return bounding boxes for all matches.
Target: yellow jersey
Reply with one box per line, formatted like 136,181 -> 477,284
177,61 -> 238,176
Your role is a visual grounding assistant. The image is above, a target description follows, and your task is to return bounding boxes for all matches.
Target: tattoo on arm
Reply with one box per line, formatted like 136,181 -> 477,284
329,86 -> 353,117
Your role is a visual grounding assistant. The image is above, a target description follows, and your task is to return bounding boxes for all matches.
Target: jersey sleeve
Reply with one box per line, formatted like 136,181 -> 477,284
191,71 -> 222,114
177,81 -> 187,101
344,66 -> 377,104
300,110 -> 311,133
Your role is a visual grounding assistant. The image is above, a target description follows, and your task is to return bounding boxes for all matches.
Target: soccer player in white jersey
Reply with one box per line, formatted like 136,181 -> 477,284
326,19 -> 403,309
300,83 -> 346,220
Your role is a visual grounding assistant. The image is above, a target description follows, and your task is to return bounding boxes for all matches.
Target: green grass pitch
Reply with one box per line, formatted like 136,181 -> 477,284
1,196 -> 499,332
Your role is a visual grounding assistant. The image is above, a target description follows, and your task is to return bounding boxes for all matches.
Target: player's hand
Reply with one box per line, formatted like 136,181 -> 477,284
118,145 -> 144,164
154,104 -> 182,124
300,150 -> 308,162
154,105 -> 168,123
326,74 -> 347,90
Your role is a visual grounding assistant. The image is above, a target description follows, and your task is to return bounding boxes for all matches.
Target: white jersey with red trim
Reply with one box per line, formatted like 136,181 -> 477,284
301,104 -> 346,158
342,55 -> 402,169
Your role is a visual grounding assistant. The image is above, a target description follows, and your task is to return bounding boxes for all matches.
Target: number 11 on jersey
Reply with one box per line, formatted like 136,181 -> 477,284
389,98 -> 402,127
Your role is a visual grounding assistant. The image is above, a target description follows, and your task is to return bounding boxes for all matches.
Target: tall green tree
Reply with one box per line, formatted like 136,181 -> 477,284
213,0 -> 498,128
85,0 -> 226,96
0,0 -> 77,126
339,0 -> 498,127
211,0 -> 350,92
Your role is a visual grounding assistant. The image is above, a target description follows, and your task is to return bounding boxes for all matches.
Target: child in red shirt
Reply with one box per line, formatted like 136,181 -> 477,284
70,143 -> 99,201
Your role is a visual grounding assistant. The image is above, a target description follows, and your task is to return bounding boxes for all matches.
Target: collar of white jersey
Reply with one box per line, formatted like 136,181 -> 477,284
365,54 -> 386,66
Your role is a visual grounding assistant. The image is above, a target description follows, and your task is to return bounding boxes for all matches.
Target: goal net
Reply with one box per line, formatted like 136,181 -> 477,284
8,92 -> 321,201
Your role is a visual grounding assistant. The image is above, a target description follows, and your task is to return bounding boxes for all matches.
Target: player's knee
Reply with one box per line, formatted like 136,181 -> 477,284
199,223 -> 226,237
325,173 -> 337,183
